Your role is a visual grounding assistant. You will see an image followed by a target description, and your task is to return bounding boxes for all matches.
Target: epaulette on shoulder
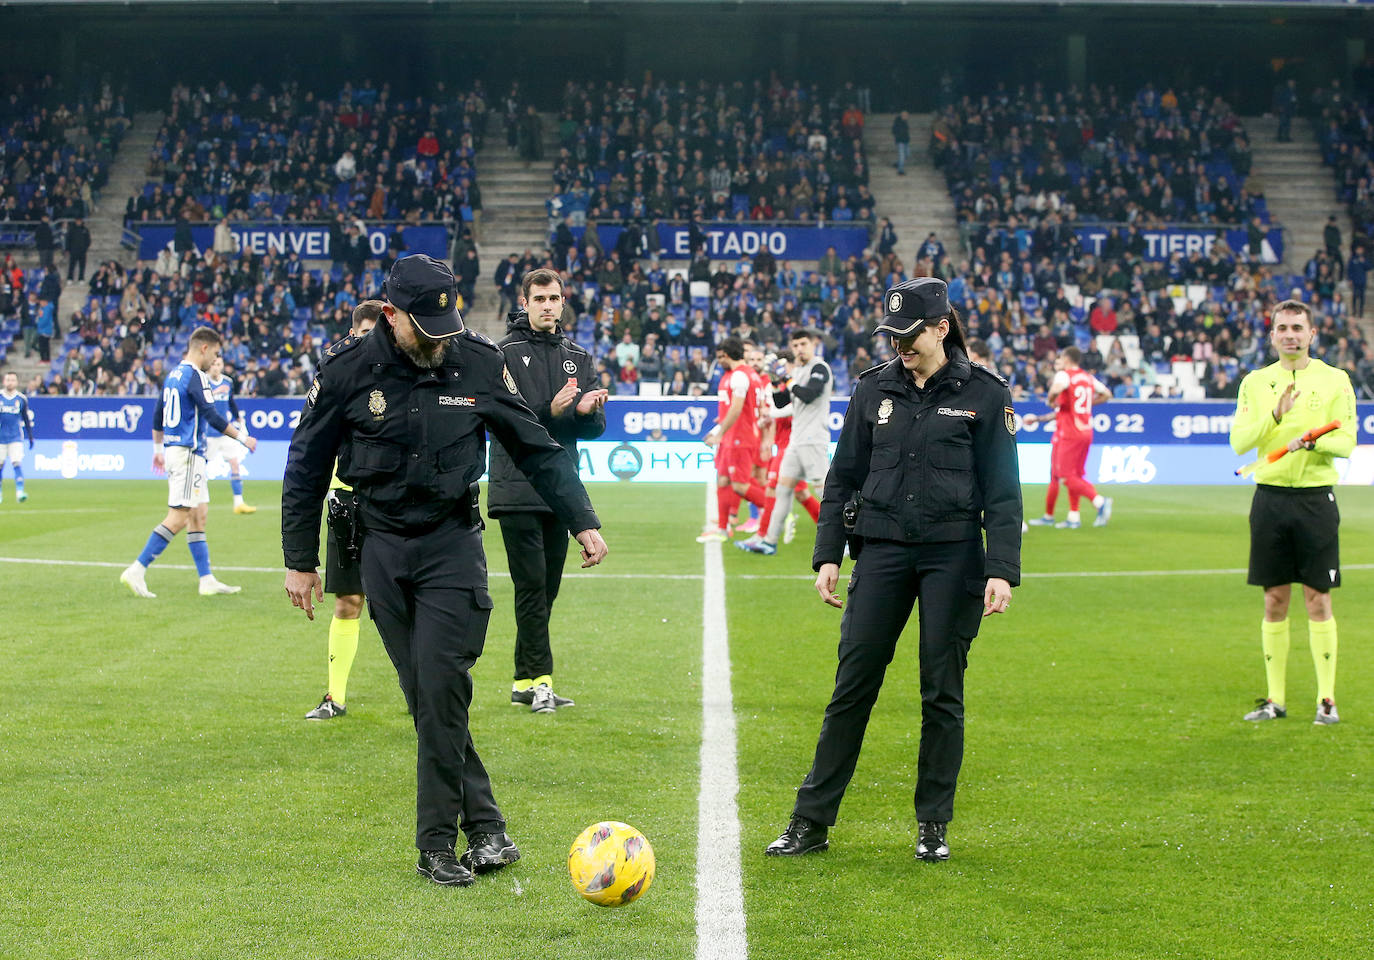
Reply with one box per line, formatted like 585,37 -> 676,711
969,361 -> 1009,387
321,334 -> 361,366
462,327 -> 499,351
856,360 -> 891,381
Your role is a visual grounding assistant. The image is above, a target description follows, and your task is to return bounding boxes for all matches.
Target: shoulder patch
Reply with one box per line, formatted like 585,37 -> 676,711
970,363 -> 1009,387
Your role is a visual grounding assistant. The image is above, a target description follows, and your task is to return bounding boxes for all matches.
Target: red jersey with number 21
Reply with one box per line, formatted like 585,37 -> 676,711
1053,367 -> 1104,443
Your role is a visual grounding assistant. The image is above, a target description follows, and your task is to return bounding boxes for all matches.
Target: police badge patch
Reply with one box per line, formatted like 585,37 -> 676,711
502,365 -> 519,394
1005,406 -> 1016,435
877,398 -> 893,424
438,291 -> 448,308
368,389 -> 387,419
307,377 -> 320,406
888,292 -> 903,314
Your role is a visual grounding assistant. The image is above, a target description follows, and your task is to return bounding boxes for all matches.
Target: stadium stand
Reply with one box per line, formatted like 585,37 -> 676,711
126,79 -> 488,225
1,77 -> 128,224
5,76 -> 1371,404
545,78 -> 874,227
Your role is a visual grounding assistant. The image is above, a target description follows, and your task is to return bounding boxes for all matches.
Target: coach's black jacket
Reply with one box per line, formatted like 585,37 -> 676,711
281,323 -> 599,571
487,310 -> 605,517
811,348 -> 1023,585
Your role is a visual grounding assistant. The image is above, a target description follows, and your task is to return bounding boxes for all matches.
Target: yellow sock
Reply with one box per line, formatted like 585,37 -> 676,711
328,616 -> 360,705
1309,618 -> 1338,704
1261,619 -> 1289,706
512,678 -> 534,692
533,674 -> 552,688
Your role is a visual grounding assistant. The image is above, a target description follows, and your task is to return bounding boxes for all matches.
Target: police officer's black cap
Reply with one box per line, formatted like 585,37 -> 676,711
384,254 -> 464,340
875,277 -> 951,338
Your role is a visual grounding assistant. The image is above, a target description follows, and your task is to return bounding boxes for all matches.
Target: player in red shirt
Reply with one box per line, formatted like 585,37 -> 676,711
736,340 -> 775,535
1024,346 -> 1114,529
698,337 -> 768,542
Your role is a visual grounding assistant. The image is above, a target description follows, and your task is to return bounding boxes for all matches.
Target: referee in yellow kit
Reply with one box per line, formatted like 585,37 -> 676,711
1229,300 -> 1357,725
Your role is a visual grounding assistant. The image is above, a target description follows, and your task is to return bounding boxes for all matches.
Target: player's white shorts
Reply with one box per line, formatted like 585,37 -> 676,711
779,442 -> 830,488
204,434 -> 240,464
4,441 -> 22,465
165,445 -> 209,508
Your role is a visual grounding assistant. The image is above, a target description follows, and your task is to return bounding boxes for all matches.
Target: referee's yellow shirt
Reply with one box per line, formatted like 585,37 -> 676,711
1229,357 -> 1357,487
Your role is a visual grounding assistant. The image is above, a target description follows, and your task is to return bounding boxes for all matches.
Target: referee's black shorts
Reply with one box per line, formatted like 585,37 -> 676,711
324,524 -> 364,596
1248,484 -> 1341,591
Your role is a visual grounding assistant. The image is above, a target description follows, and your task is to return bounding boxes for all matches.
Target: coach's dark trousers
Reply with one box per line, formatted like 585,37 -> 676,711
498,511 -> 569,681
793,538 -> 985,827
361,516 -> 505,851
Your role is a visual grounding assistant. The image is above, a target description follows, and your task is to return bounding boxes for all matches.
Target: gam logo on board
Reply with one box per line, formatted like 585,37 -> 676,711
61,405 -> 146,434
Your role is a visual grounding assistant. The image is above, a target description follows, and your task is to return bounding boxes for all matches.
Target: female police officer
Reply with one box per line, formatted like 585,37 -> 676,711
766,276 -> 1022,863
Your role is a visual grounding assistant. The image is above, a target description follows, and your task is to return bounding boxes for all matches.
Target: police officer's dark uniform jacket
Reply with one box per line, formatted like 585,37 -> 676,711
788,276 -> 1022,841
282,254 -> 600,856
487,310 -> 604,516
282,319 -> 598,559
811,349 -> 1022,585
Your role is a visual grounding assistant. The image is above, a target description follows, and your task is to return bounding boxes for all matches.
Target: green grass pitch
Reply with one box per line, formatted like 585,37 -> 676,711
1,480 -> 1371,959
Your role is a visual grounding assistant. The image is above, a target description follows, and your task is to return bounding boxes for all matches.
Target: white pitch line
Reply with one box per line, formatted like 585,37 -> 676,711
0,556 -> 703,579
696,486 -> 748,960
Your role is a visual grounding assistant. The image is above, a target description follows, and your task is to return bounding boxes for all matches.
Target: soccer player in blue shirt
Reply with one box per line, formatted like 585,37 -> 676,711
205,355 -> 256,514
0,371 -> 35,503
120,327 -> 258,598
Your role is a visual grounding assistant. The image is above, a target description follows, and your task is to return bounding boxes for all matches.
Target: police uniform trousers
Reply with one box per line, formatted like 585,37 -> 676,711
497,513 -> 569,681
360,514 -> 505,851
794,538 -> 985,826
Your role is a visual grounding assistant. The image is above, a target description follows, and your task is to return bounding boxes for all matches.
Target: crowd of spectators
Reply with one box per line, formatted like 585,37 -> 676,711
933,81 -> 1260,234
545,78 -> 876,228
126,79 -> 489,228
1315,77 -> 1374,299
529,226 -> 1374,403
902,81 -> 1372,400
1,75 -> 129,224
1,241 -> 411,397
4,73 -> 1374,406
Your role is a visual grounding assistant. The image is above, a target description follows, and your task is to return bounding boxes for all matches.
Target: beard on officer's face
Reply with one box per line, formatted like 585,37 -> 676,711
393,312 -> 450,368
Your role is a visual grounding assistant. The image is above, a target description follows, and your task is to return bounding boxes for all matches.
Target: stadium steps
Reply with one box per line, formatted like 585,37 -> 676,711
0,113 -> 165,383
469,113 -> 560,339
1243,115 -> 1353,274
58,111 -> 166,332
862,112 -> 961,267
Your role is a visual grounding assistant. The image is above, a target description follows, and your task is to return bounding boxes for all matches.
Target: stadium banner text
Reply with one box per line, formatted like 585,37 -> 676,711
1074,225 -> 1284,265
21,397 -> 1374,485
131,223 -> 450,261
572,223 -> 871,261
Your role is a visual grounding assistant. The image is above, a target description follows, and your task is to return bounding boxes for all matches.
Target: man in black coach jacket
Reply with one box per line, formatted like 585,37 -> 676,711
488,268 -> 608,714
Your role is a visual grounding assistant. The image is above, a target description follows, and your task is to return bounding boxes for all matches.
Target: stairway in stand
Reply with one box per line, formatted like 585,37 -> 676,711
470,114 -> 559,340
1246,114 -> 1372,341
1,111 -> 163,383
862,112 -> 961,269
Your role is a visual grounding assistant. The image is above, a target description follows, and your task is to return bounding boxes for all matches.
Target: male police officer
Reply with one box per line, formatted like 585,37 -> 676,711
489,268 -> 608,713
283,254 -> 608,887
767,276 -> 1021,863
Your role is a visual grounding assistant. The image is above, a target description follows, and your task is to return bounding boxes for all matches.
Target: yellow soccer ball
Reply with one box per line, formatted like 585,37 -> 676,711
567,821 -> 656,907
